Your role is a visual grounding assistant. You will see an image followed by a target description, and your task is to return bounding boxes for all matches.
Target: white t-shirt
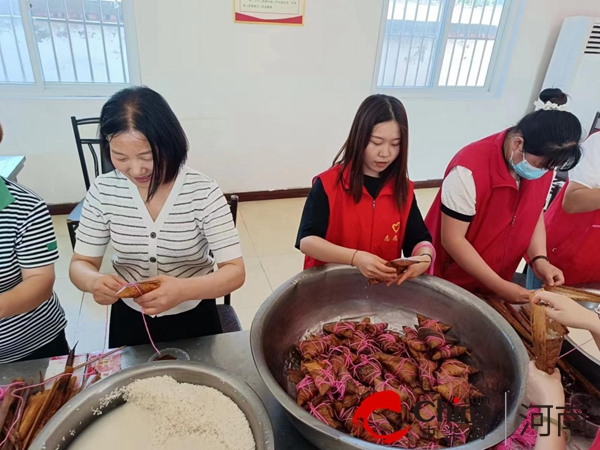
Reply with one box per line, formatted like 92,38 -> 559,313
441,166 -> 478,219
75,166 -> 242,317
442,162 -> 523,221
569,132 -> 600,189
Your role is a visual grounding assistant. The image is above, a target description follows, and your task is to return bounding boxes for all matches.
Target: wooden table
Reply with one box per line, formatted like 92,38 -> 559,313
0,155 -> 26,181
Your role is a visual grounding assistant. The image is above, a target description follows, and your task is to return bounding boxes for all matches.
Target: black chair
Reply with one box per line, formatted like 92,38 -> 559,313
217,195 -> 242,333
589,111 -> 600,137
66,116 -> 114,249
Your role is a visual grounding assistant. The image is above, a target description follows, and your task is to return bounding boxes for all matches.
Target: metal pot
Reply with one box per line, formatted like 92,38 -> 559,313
30,361 -> 274,450
250,265 -> 529,450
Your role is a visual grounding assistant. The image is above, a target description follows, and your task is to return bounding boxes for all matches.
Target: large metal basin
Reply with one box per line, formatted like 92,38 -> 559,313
250,265 -> 528,450
30,361 -> 274,450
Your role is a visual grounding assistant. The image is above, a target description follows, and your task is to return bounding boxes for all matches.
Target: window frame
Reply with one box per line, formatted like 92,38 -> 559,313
0,0 -> 141,98
372,0 -> 524,99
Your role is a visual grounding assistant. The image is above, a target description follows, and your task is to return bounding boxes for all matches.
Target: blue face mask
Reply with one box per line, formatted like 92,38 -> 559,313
510,151 -> 548,180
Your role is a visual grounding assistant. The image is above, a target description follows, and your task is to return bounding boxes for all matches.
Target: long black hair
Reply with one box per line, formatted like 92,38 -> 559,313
333,94 -> 409,210
99,86 -> 188,201
511,88 -> 582,171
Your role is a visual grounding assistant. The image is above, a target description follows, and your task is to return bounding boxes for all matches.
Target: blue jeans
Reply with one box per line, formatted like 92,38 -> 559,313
526,269 -> 543,290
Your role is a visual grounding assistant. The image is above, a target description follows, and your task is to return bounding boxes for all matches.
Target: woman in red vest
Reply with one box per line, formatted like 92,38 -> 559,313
425,106 -> 582,303
296,95 -> 434,285
541,131 -> 600,287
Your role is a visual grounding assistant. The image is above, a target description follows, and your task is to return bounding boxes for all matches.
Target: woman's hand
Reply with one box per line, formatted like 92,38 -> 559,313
531,291 -> 597,330
387,255 -> 431,287
92,274 -> 127,305
134,275 -> 185,316
526,361 -> 565,406
353,251 -> 398,282
495,281 -> 531,304
532,260 -> 565,287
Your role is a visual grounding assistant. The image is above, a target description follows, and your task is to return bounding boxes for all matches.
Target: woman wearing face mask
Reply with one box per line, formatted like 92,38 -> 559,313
425,105 -> 582,304
69,86 -> 245,347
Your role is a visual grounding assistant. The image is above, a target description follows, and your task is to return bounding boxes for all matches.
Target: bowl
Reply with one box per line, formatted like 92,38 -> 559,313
148,347 -> 190,362
30,361 -> 274,450
250,265 -> 529,450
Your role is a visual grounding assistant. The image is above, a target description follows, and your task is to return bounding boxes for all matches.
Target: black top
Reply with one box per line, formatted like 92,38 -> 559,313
295,176 -> 432,257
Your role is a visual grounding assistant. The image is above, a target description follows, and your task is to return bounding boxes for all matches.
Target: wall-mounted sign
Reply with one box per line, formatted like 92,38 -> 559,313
234,0 -> 305,26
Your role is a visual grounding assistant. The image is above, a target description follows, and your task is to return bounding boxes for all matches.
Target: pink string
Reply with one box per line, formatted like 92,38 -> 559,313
353,356 -> 382,385
441,421 -> 469,446
299,336 -> 329,359
559,337 -> 595,360
377,333 -> 403,353
103,305 -> 110,353
494,408 -> 538,449
0,372 -> 80,447
131,283 -> 160,356
397,382 -> 417,409
350,331 -> 380,355
308,401 -> 331,426
312,361 -> 335,392
419,360 -> 436,388
329,347 -> 354,368
424,332 -> 446,349
332,371 -> 353,398
420,318 -> 445,335
333,321 -> 356,336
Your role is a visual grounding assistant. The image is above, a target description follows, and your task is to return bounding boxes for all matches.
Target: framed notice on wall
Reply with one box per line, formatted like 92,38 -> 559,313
234,0 -> 305,26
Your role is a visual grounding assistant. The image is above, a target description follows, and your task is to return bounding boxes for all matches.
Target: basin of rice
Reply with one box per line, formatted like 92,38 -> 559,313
68,375 -> 255,450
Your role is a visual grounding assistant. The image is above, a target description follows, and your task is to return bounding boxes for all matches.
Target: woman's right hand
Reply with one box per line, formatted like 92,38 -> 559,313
526,361 -> 565,406
531,291 -> 597,330
495,281 -> 531,304
353,251 -> 398,281
92,274 -> 127,305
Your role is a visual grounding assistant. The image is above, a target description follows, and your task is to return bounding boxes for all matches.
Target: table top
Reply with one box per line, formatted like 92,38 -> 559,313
0,331 -> 318,450
0,155 -> 26,181
0,331 -> 593,449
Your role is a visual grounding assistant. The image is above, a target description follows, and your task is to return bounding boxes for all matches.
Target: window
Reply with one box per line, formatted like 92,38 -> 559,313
376,0 -> 515,92
0,0 -> 138,91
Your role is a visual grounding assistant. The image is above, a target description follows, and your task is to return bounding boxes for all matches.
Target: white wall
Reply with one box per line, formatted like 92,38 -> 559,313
1,0 -> 599,205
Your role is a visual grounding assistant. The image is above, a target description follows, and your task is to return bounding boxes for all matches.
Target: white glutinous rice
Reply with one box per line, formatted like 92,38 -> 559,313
70,376 -> 255,450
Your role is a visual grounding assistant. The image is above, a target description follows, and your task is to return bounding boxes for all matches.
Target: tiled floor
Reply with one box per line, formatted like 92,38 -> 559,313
51,188 -> 440,353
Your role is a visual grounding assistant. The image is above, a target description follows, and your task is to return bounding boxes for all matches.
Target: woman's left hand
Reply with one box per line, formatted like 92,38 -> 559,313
387,255 -> 431,287
532,260 -> 565,287
134,275 -> 185,315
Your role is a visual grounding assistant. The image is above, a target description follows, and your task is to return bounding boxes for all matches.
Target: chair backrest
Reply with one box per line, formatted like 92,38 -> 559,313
224,194 -> 239,306
71,116 -> 115,191
589,111 -> 600,137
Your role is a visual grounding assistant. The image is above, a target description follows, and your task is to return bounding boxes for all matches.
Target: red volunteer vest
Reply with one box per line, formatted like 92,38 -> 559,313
424,130 -> 553,293
545,181 -> 600,285
303,165 -> 414,270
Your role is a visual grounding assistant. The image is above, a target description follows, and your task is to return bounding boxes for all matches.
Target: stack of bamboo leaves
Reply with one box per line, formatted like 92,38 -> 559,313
485,286 -> 600,400
0,346 -> 124,450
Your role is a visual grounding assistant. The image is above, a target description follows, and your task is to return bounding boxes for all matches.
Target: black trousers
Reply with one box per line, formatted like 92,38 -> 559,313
108,299 -> 223,348
18,330 -> 70,362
